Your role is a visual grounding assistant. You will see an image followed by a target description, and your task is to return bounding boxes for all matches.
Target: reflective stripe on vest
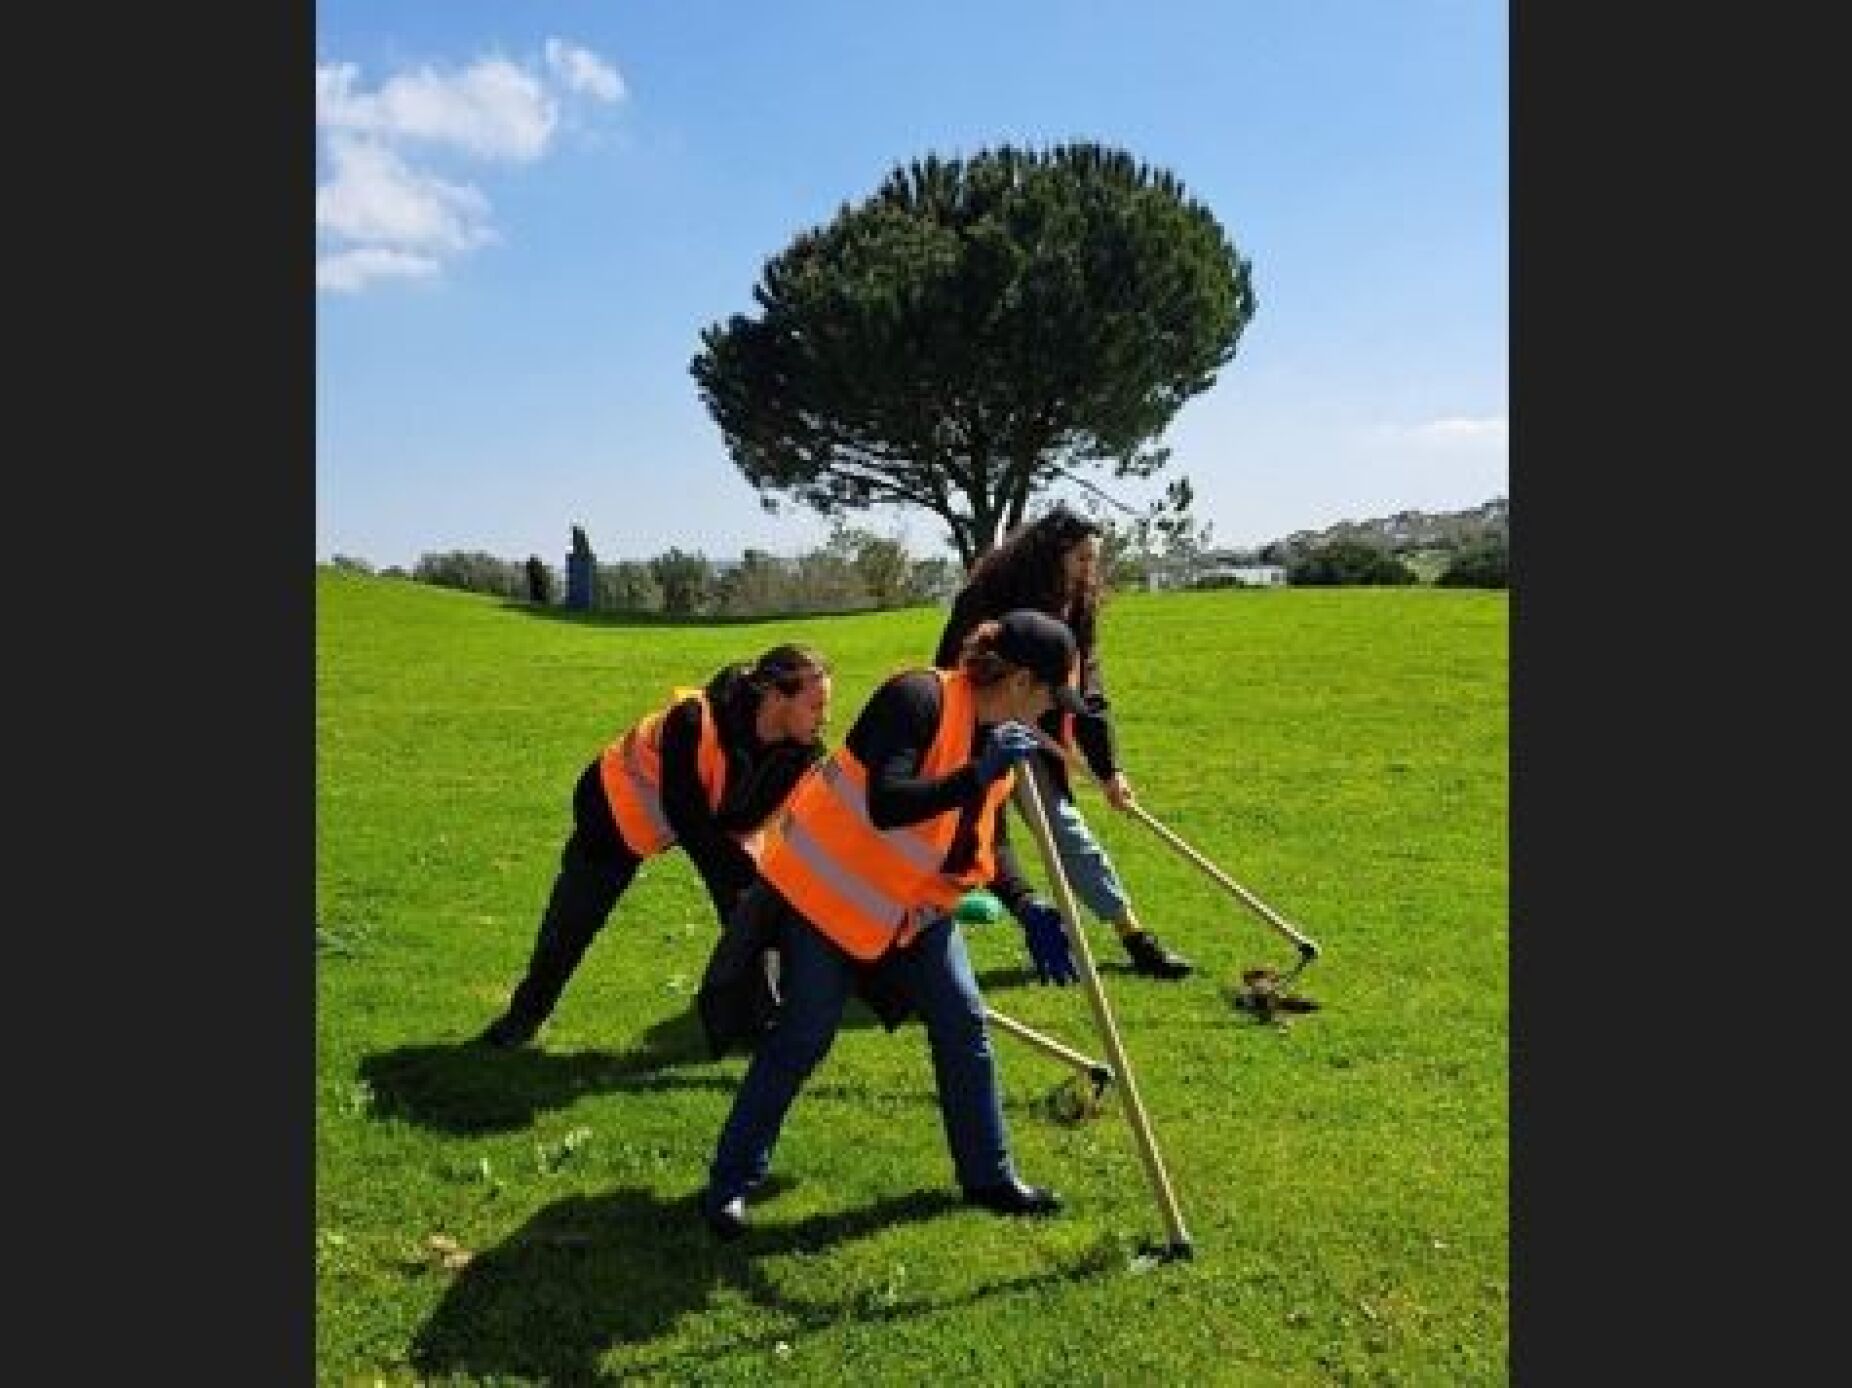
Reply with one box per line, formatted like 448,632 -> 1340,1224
757,669 -> 1015,961
599,688 -> 726,857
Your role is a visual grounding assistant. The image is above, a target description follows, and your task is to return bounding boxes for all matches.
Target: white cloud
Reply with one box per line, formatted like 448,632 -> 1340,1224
545,39 -> 625,102
318,246 -> 444,293
316,40 -> 623,294
317,135 -> 496,256
315,57 -> 558,161
1408,415 -> 1508,443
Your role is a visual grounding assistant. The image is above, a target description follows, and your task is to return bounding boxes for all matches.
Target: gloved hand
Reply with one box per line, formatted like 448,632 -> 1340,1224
1020,901 -> 1079,986
976,721 -> 1041,786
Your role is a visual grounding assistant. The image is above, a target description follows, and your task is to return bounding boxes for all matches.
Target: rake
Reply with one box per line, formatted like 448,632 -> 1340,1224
984,1006 -> 1115,1114
954,889 -> 1115,1113
1122,802 -> 1323,1001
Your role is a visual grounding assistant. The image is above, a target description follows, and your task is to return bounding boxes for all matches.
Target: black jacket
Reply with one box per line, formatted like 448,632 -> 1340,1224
655,664 -> 824,921
697,879 -> 915,1058
931,585 -> 1119,797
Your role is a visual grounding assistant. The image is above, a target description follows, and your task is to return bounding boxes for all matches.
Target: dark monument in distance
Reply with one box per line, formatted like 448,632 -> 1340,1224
566,525 -> 596,611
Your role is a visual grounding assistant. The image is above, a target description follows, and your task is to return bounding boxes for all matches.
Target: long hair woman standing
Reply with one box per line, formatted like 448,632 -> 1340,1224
932,504 -> 1193,980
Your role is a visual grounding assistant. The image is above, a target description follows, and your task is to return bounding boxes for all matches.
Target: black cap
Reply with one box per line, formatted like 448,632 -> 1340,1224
993,609 -> 1089,716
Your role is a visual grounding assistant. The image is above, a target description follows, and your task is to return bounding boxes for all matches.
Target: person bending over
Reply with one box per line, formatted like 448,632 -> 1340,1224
695,610 -> 1084,1240
476,645 -> 832,1049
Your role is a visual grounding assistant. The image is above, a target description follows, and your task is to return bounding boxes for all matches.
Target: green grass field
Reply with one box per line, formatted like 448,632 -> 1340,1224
316,570 -> 1507,1385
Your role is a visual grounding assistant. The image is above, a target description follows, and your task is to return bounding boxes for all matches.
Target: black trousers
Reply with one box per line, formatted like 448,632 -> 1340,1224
502,761 -> 643,1025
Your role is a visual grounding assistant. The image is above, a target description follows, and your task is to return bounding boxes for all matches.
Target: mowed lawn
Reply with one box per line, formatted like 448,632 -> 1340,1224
316,570 -> 1507,1386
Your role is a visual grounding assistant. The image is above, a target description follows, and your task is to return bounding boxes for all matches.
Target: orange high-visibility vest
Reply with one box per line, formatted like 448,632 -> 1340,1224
599,688 -> 729,858
756,669 -> 1015,961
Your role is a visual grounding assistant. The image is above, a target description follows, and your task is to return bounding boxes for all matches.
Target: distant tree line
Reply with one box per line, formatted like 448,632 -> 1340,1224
1254,499 -> 1508,589
397,524 -> 964,617
329,554 -> 407,579
1280,534 -> 1506,588
328,506 -> 1507,601
408,551 -> 533,599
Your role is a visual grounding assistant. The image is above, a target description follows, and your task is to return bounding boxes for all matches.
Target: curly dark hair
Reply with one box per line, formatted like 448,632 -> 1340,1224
961,504 -> 1105,648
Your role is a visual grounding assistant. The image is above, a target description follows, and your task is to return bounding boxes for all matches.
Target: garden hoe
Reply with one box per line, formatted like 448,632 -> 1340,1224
954,890 -> 1115,1118
1013,759 -> 1194,1262
983,1006 -> 1115,1120
1017,725 -> 1323,1020
1121,803 -> 1324,1021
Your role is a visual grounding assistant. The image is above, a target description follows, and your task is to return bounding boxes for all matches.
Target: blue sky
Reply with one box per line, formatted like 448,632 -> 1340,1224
316,0 -> 1506,569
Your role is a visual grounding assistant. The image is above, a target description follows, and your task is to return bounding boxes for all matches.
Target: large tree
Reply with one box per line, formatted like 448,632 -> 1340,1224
691,142 -> 1256,564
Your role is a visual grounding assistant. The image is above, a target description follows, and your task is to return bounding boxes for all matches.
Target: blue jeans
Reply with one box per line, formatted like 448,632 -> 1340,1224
706,905 -> 1013,1203
1042,789 -> 1132,924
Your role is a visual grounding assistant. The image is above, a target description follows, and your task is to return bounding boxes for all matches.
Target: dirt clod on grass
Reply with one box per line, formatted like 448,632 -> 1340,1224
1232,967 -> 1321,1021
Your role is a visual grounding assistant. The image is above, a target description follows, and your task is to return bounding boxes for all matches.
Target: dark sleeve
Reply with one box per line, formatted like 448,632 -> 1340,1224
659,698 -> 757,919
1070,641 -> 1121,780
848,672 -> 986,829
932,587 -> 982,670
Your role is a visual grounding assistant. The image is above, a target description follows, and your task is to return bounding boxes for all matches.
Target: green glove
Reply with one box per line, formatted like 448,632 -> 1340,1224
953,889 -> 1004,925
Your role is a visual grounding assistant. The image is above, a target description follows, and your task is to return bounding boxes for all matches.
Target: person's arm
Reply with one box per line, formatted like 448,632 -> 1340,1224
851,673 -> 985,829
659,699 -> 758,919
1069,642 -> 1122,783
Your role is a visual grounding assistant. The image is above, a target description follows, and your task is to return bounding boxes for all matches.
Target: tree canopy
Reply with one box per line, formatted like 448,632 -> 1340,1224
691,142 -> 1256,564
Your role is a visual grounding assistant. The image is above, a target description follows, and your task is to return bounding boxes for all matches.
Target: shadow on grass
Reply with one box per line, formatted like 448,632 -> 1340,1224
409,1184 -> 1109,1383
358,999 -> 900,1136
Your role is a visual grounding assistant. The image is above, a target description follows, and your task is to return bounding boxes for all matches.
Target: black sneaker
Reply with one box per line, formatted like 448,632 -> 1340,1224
1123,931 -> 1194,980
961,1175 -> 1062,1217
700,1191 -> 749,1241
474,1012 -> 541,1049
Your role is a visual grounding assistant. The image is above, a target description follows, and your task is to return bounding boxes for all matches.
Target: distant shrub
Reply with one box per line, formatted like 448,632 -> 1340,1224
790,551 -> 873,613
1191,572 -> 1273,590
1436,537 -> 1508,588
413,551 -> 528,599
713,551 -> 801,617
650,548 -> 716,616
596,561 -> 663,612
908,556 -> 963,605
1287,540 -> 1419,586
